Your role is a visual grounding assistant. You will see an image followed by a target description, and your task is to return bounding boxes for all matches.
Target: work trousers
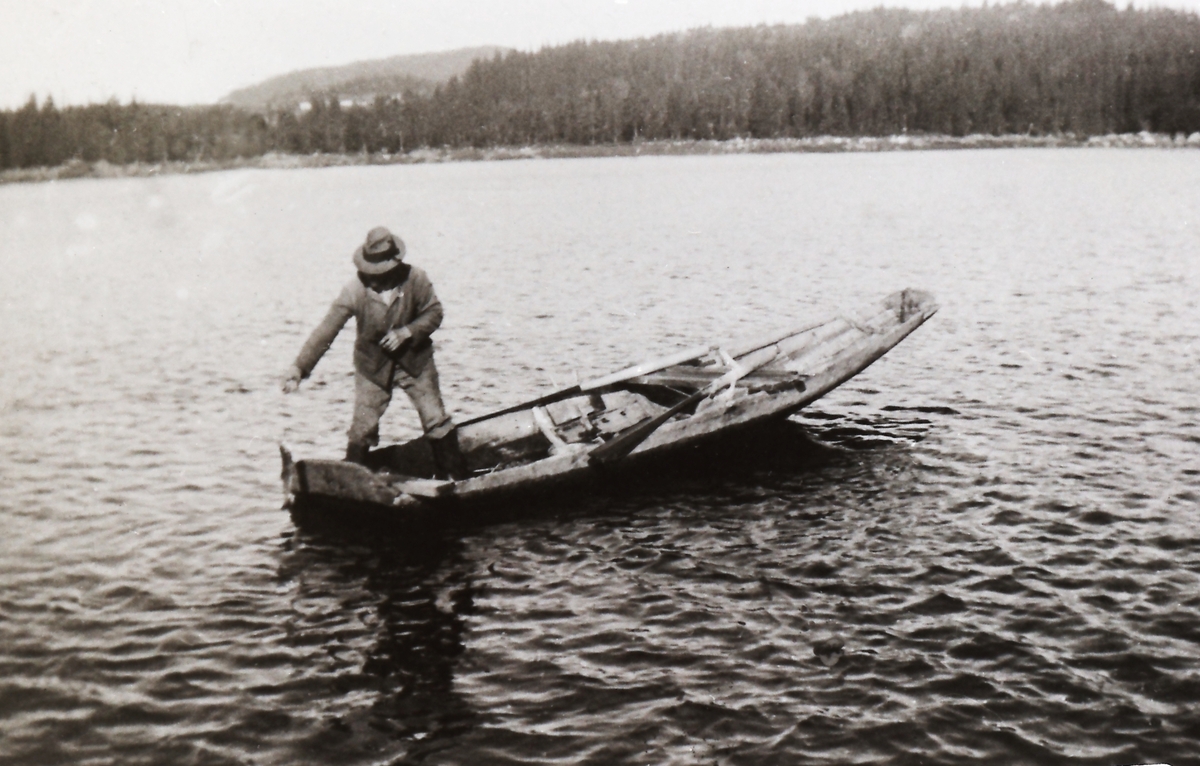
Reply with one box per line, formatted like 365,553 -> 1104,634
348,358 -> 454,446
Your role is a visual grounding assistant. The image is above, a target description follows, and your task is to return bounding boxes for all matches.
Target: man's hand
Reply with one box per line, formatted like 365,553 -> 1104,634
281,365 -> 303,394
379,326 -> 412,352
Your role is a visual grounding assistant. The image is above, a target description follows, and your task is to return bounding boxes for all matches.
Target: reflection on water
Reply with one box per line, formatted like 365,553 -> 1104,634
273,531 -> 477,764
1,148 -> 1198,765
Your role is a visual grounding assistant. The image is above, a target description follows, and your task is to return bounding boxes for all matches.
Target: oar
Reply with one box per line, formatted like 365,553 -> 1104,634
458,343 -> 717,427
457,316 -> 829,428
589,344 -> 780,466
457,386 -> 585,427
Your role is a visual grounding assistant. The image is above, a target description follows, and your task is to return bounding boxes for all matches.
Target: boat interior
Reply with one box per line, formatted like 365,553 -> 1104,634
364,355 -> 808,479
360,289 -> 935,481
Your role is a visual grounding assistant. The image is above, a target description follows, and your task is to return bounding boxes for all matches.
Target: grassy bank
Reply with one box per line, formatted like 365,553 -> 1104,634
3,131 -> 1198,186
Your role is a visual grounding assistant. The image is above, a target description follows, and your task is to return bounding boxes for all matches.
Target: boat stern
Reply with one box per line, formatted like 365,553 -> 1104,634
280,444 -> 301,509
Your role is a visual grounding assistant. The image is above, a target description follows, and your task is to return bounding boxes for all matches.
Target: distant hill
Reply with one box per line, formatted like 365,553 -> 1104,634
221,45 -> 510,110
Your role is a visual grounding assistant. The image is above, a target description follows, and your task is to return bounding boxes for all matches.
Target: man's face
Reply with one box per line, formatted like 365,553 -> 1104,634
363,267 -> 401,291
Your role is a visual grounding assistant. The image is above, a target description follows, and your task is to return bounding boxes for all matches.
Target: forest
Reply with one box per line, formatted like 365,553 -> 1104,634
3,0 -> 1199,172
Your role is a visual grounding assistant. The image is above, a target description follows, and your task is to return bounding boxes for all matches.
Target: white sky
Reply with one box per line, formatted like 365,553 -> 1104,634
3,0 -> 1199,110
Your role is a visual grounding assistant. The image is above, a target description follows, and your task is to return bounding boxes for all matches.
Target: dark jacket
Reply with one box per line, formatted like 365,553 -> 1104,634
293,265 -> 443,387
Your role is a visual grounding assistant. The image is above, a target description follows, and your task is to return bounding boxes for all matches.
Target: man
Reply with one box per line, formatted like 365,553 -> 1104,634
282,226 -> 468,480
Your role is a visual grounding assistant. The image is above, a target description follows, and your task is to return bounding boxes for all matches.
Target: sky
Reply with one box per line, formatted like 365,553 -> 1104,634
4,0 -> 1199,110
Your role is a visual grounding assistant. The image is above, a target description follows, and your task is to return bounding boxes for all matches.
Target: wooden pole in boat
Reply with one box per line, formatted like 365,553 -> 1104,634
588,345 -> 781,466
457,343 -> 717,427
457,317 -> 828,429
457,385 -> 584,427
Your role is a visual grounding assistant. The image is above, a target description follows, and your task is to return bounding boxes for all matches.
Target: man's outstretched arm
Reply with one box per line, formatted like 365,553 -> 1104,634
282,287 -> 355,392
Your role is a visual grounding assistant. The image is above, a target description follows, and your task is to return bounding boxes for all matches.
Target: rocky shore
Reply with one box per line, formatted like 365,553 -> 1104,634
4,131 -> 1198,185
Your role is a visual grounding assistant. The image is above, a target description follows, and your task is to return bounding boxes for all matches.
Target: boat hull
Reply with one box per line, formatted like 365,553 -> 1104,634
282,288 -> 938,521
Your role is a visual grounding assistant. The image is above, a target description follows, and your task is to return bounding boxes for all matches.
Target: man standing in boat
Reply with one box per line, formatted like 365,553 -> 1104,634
281,226 -> 468,480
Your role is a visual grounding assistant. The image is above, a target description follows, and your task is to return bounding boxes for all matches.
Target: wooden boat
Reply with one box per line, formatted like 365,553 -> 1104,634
281,289 -> 937,519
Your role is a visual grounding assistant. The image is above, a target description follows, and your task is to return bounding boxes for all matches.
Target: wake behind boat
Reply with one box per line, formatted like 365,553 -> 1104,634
281,288 -> 937,521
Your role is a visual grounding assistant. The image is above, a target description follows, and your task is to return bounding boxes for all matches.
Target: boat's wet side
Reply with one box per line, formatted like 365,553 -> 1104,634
1,150 -> 1198,765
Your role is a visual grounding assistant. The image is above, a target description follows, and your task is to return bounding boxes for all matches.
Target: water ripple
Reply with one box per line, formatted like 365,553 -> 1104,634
2,151 -> 1199,764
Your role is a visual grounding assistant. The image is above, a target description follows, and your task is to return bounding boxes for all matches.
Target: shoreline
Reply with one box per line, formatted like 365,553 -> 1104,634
3,131 -> 1198,185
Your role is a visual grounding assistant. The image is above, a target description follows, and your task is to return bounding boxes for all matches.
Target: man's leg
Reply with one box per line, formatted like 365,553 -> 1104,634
393,358 -> 454,438
347,373 -> 391,462
394,359 -> 468,479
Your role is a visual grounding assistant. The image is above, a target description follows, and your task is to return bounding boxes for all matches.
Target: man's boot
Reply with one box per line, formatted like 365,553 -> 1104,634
345,440 -> 371,465
429,429 -> 469,481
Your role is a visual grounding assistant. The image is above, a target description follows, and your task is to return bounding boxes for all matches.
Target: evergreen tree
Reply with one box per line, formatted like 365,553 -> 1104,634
4,1 -> 1200,174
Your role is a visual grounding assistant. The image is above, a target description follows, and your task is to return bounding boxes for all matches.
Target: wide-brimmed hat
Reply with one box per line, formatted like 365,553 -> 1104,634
352,226 -> 406,274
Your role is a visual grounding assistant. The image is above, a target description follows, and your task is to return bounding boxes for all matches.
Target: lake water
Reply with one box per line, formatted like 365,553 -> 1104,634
1,148 -> 1198,765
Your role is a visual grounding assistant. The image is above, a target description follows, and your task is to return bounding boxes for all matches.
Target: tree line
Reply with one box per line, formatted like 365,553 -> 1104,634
0,98 -> 271,170
3,0 -> 1199,172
